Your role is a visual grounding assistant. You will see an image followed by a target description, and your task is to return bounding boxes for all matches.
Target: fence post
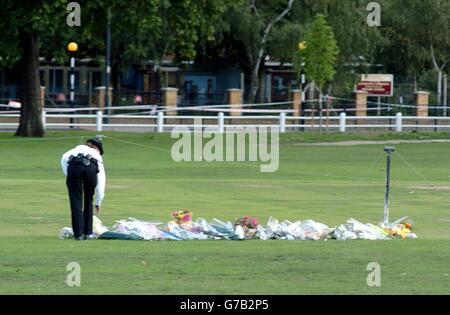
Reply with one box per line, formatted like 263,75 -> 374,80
290,90 -> 302,117
227,89 -> 243,116
40,86 -> 46,109
42,110 -> 47,131
279,112 -> 286,133
161,88 -> 178,116
339,112 -> 346,133
354,90 -> 368,124
414,91 -> 429,117
157,111 -> 164,133
96,111 -> 103,132
396,112 -> 403,132
218,112 -> 225,134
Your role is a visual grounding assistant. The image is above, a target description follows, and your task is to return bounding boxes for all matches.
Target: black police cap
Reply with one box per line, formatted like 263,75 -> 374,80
87,138 -> 104,156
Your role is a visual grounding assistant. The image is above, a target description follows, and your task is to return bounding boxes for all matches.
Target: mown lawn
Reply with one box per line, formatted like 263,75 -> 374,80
0,131 -> 449,294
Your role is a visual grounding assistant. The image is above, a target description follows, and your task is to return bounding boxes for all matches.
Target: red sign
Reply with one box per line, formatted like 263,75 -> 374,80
357,74 -> 394,97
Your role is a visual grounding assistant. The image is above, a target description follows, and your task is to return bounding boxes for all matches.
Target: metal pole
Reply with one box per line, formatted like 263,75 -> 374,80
377,96 -> 381,116
104,7 -> 112,124
299,65 -> 306,132
383,147 -> 395,225
70,56 -> 75,129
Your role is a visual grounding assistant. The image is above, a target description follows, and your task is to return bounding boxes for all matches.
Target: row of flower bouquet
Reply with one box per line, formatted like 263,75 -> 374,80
59,210 -> 418,241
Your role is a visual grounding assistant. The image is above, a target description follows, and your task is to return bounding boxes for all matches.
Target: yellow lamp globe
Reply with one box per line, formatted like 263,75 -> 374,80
67,42 -> 79,53
298,41 -> 307,51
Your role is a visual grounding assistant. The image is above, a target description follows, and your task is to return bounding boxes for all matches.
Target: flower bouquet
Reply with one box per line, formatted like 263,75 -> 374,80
171,210 -> 193,224
234,216 -> 259,239
166,210 -> 208,239
169,210 -> 203,233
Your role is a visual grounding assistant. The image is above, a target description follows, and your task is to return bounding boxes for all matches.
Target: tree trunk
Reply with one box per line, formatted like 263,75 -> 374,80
246,0 -> 294,105
437,70 -> 442,105
16,31 -> 44,137
258,71 -> 265,103
248,63 -> 260,104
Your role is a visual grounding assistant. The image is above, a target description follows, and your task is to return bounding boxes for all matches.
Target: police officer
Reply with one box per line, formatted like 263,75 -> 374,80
61,138 -> 106,240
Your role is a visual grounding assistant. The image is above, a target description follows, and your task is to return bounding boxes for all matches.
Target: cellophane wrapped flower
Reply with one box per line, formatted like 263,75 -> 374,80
235,216 -> 258,229
171,210 -> 193,225
235,216 -> 259,239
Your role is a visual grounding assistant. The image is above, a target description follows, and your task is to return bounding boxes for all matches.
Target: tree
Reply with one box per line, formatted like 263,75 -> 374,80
112,0 -> 226,87
0,0 -> 224,137
227,0 -> 295,104
290,0 -> 382,96
0,1 -> 62,137
381,0 -> 450,106
0,0 -> 109,137
296,14 -> 339,133
408,0 -> 450,106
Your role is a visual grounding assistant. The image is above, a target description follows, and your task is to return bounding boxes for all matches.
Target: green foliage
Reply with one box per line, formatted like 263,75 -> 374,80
293,0 -> 382,64
0,0 -> 112,67
297,14 -> 339,90
113,0 -> 226,68
380,0 -> 450,78
0,0 -> 225,69
2,0 -> 450,97
267,23 -> 304,62
226,1 -> 265,67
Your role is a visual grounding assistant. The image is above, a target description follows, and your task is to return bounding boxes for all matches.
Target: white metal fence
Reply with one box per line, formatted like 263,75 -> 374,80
1,111 -> 450,133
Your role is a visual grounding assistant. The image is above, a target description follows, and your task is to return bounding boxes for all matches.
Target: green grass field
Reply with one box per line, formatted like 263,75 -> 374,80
1,130 -> 450,295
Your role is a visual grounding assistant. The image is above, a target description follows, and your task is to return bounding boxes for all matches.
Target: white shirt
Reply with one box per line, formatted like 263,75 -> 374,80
61,145 -> 106,206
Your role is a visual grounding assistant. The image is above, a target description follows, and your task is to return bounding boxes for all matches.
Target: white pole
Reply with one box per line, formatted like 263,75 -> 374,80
218,112 -> 225,134
444,74 -> 448,116
157,111 -> 164,133
96,111 -> 103,132
339,112 -> 346,133
279,112 -> 286,133
395,112 -> 403,132
41,110 -> 47,131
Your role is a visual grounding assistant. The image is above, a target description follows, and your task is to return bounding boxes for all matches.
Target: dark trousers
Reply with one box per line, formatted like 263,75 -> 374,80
66,163 -> 98,238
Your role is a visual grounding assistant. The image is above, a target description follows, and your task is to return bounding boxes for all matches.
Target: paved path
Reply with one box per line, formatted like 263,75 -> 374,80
294,140 -> 450,146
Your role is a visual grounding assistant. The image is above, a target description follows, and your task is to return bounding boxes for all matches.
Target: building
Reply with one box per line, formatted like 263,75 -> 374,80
0,57 -> 297,109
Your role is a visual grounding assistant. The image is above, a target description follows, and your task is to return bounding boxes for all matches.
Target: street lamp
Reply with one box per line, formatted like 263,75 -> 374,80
104,7 -> 112,124
297,41 -> 307,131
297,41 -> 307,98
67,42 -> 78,128
298,41 -> 307,51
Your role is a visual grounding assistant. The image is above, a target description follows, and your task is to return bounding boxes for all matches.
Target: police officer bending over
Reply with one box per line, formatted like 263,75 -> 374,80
61,138 -> 106,240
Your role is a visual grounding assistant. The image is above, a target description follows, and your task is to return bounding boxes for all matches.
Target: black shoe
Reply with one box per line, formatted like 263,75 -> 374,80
74,236 -> 85,241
